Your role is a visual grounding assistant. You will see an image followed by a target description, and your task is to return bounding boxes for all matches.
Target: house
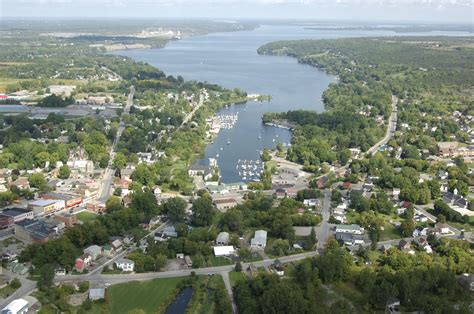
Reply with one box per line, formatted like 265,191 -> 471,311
286,188 -> 298,198
335,232 -> 365,246
1,298 -> 30,314
115,258 -> 135,272
216,232 -> 230,245
335,224 -> 364,235
414,237 -> 432,253
303,199 -> 320,207
10,177 -> 30,190
342,182 -> 352,189
55,268 -> 66,276
1,208 -> 34,222
250,230 -> 267,249
74,257 -> 87,272
102,244 -> 114,257
435,223 -> 450,234
380,244 -> 392,253
163,226 -> 178,238
111,239 -> 123,252
213,198 -> 237,212
54,213 -> 77,228
213,246 -> 235,257
84,245 -> 102,260
458,273 -> 474,291
272,259 -> 284,276
398,239 -> 411,250
188,165 -> 213,180
89,288 -> 105,301
274,188 -> 286,199
412,227 -> 429,237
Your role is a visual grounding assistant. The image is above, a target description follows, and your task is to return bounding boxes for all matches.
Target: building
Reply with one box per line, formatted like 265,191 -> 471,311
188,165 -> 213,180
14,219 -> 56,243
89,288 -> 105,301
434,223 -> 450,234
86,200 -> 105,213
213,246 -> 235,257
335,232 -> 365,246
163,226 -> 178,238
335,224 -> 364,235
41,192 -> 82,208
1,298 -> 29,314
216,232 -> 230,245
84,245 -> 102,260
0,214 -> 14,229
250,230 -> 268,249
54,213 -> 77,228
115,258 -> 135,272
10,177 -> 29,190
1,208 -> 34,222
437,142 -> 474,158
213,198 -> 237,212
27,199 -> 65,215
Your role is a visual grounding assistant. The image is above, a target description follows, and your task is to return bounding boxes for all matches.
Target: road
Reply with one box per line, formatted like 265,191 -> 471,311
368,95 -> 398,156
0,269 -> 36,309
316,189 -> 332,251
167,92 -> 204,143
54,251 -> 318,286
98,86 -> 135,202
221,271 -> 237,313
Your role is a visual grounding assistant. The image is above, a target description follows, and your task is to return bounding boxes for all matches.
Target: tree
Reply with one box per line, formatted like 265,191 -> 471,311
38,264 -> 54,290
192,196 -> 215,227
106,196 -> 124,212
113,152 -> 127,169
306,227 -> 317,250
164,197 -> 187,222
235,261 -> 243,272
9,278 -> 21,289
400,218 -> 415,237
58,165 -> 71,179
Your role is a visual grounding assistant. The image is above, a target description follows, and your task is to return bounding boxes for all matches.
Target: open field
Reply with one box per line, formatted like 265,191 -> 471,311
107,277 -> 183,313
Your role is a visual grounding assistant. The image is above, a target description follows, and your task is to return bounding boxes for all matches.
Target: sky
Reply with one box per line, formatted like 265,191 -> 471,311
0,0 -> 473,23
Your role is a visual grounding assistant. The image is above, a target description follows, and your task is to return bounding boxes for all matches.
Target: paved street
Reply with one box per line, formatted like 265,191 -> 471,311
98,86 -> 135,202
368,95 -> 398,156
316,189 -> 332,250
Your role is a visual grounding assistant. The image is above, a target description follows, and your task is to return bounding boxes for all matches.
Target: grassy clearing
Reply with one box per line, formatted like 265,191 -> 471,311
0,284 -> 18,298
77,211 -> 98,222
107,277 -> 183,314
228,271 -> 246,287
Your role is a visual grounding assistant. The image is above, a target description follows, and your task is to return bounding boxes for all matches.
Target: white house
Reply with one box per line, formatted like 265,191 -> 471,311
250,230 -> 268,249
115,258 -> 135,272
435,223 -> 450,234
335,224 -> 364,235
213,246 -> 235,257
84,245 -> 102,260
216,232 -> 230,245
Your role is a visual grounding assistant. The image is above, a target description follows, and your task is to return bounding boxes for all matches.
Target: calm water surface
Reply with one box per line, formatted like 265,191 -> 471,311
117,25 -> 471,182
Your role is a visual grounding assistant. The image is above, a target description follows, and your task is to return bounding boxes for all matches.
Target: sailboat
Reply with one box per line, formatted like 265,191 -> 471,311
227,139 -> 231,145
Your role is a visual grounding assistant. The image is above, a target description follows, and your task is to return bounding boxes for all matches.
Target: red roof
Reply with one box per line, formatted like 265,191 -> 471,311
342,182 -> 352,189
75,258 -> 85,270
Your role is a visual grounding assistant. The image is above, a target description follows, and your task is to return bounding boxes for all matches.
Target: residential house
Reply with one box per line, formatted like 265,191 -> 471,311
74,254 -> 92,272
412,227 -> 429,237
274,188 -> 286,199
272,259 -> 284,276
84,245 -> 102,260
250,230 -> 267,250
303,199 -> 321,207
111,239 -> 123,252
188,165 -> 213,180
398,240 -> 411,250
335,224 -> 364,235
335,232 -> 365,246
414,237 -> 432,254
216,232 -> 230,245
102,244 -> 114,258
115,258 -> 135,272
10,177 -> 30,190
163,226 -> 178,238
434,223 -> 450,234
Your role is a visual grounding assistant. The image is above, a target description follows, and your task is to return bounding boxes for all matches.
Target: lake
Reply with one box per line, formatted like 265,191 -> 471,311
117,25 -> 471,183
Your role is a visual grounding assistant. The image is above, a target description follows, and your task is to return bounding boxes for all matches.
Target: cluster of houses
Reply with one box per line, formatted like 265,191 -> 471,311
212,229 -> 268,258
73,238 -> 135,273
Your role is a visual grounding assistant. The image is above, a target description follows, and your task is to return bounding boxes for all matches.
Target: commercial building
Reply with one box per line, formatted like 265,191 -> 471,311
1,208 -> 34,222
27,199 -> 65,215
41,192 -> 82,208
54,213 -> 77,228
0,214 -> 14,229
1,298 -> 29,314
213,198 -> 238,212
213,246 -> 235,257
14,219 -> 57,243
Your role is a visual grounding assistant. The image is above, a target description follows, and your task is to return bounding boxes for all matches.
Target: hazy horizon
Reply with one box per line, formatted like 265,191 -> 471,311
1,0 -> 473,24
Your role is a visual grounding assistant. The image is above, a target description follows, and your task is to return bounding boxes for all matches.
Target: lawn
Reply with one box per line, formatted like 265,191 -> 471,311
0,284 -> 18,298
228,271 -> 246,287
379,223 -> 402,241
107,277 -> 183,314
205,256 -> 233,267
77,211 -> 98,222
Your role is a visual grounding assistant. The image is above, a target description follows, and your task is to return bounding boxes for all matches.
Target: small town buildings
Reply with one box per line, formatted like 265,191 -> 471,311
41,192 -> 82,208
216,232 -> 230,245
10,177 -> 30,190
163,226 -> 178,238
14,219 -> 57,243
335,232 -> 365,246
74,255 -> 91,272
115,258 -> 135,272
303,199 -> 321,207
438,142 -> 474,158
213,198 -> 237,212
335,224 -> 364,235
184,256 -> 193,268
27,199 -> 65,215
84,245 -> 102,260
54,213 -> 77,228
274,188 -> 286,199
111,239 -> 123,252
272,259 -> 284,276
102,244 -> 114,257
1,208 -> 34,222
213,246 -> 235,257
89,288 -> 105,301
86,200 -> 106,213
250,230 -> 267,250
188,165 -> 213,180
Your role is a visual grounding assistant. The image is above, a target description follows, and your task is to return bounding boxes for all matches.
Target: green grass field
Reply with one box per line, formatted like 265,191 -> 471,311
107,277 -> 183,313
77,211 -> 98,222
228,271 -> 246,287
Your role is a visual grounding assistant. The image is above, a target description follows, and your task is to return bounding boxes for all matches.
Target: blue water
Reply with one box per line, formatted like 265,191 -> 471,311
116,25 -> 471,183
165,287 -> 194,314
